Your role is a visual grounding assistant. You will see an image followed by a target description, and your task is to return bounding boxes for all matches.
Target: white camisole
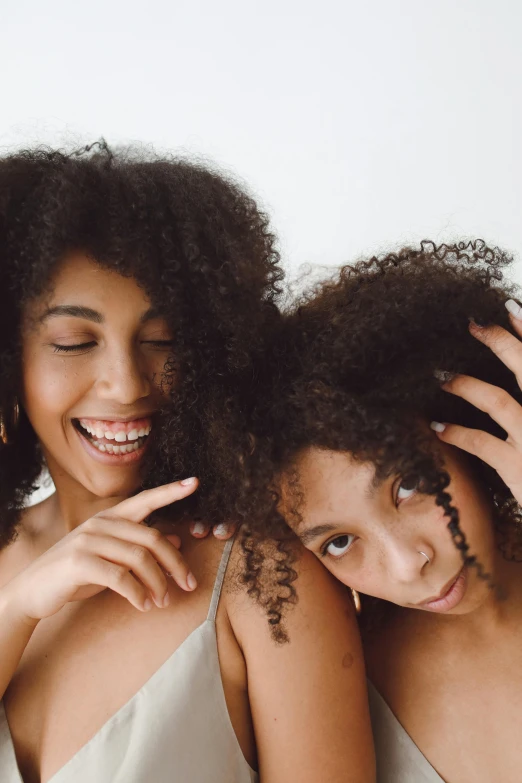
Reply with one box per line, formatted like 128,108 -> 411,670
0,538 -> 258,783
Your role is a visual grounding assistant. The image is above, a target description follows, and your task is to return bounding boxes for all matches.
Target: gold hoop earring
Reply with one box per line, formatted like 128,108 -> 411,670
350,587 -> 362,615
0,400 -> 20,445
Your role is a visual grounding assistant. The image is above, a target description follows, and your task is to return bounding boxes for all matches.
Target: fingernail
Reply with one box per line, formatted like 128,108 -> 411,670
505,299 -> 522,320
143,599 -> 153,611
430,421 -> 446,433
469,318 -> 485,329
434,369 -> 453,383
181,477 -> 197,486
187,572 -> 197,590
214,523 -> 229,538
191,522 -> 207,535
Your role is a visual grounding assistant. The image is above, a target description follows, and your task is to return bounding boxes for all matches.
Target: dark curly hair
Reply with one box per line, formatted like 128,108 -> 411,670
0,139 -> 284,583
249,240 -> 522,622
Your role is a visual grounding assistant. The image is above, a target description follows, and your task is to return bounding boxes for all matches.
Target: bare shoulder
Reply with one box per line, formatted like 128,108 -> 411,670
224,536 -> 360,644
222,537 -> 376,783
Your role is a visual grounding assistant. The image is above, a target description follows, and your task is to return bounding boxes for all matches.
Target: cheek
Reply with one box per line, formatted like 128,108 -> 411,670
22,352 -> 87,426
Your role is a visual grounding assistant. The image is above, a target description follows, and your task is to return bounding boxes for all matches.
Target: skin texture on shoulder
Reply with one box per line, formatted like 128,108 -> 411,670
223,541 -> 376,783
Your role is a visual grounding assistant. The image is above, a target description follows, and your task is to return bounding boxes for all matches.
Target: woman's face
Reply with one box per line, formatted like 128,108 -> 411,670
287,439 -> 497,616
21,252 -> 173,499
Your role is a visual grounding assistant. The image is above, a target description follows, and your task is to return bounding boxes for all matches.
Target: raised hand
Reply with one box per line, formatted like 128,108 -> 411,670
431,300 -> 522,505
3,478 -> 199,623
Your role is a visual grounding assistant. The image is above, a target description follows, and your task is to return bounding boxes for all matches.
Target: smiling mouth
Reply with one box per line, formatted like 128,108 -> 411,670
73,417 -> 153,455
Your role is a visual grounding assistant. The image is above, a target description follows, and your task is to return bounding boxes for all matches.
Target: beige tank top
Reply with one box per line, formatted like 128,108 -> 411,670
368,681 -> 445,782
0,538 -> 258,783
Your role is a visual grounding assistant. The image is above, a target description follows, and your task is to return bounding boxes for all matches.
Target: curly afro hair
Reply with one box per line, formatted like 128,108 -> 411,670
248,240 -> 522,621
0,141 -> 284,569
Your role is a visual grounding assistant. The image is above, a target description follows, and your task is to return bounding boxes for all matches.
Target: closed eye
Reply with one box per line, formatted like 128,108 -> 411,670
53,342 -> 96,353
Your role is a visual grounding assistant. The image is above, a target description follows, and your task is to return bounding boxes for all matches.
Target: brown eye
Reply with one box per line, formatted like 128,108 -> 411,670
324,534 -> 355,558
396,476 -> 419,502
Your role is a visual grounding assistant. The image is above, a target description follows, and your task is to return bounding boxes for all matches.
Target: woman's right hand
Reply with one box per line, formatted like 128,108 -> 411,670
3,478 -> 199,623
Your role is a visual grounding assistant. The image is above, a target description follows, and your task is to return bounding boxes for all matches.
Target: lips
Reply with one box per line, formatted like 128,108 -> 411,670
418,567 -> 467,613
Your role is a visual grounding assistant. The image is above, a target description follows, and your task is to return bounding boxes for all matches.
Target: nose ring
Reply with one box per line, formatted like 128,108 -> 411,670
418,551 -> 431,565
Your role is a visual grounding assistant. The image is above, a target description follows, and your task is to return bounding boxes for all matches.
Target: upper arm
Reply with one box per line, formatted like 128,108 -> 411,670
228,547 -> 376,783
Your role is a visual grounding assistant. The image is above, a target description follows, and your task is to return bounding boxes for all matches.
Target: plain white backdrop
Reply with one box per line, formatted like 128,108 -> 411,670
2,0 -> 521,284
3,0 -> 521,504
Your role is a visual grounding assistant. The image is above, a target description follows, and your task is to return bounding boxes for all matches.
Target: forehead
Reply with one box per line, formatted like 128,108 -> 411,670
287,447 -> 378,525
26,252 -> 151,318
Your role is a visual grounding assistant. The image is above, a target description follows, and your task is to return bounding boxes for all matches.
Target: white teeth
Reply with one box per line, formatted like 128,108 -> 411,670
127,429 -> 139,441
90,437 -> 141,455
95,428 -> 104,439
138,428 -> 145,437
114,431 -> 127,443
105,431 -> 115,440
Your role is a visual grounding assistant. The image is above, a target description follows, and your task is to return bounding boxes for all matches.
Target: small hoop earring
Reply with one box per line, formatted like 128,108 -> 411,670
350,587 -> 362,615
418,550 -> 431,566
0,399 -> 20,445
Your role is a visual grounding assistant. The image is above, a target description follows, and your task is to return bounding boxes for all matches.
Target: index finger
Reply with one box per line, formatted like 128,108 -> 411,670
109,478 -> 199,524
469,321 -> 522,381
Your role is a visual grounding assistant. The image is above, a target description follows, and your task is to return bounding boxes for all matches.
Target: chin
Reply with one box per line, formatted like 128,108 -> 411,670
82,472 -> 142,500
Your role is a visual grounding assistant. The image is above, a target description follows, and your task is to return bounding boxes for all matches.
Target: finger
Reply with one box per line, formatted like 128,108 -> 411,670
505,299 -> 522,339
74,552 -> 153,612
190,521 -> 211,539
82,519 -> 197,591
75,533 -> 170,607
441,374 -> 522,449
164,533 -> 181,549
212,523 -> 236,540
431,421 -> 522,493
469,321 -> 522,382
107,478 -> 199,525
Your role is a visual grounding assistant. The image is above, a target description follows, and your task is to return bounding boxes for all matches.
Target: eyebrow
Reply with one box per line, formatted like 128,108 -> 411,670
365,471 -> 385,500
39,305 -> 162,324
298,523 -> 339,546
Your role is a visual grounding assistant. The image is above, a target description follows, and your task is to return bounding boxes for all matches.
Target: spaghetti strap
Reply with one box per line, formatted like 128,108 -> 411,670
207,537 -> 235,622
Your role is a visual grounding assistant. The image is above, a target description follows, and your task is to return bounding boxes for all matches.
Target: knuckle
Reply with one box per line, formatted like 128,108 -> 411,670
468,430 -> 487,451
131,545 -> 148,563
145,526 -> 163,545
73,530 -> 92,549
108,564 -> 127,585
490,390 -> 511,411
67,549 -> 85,569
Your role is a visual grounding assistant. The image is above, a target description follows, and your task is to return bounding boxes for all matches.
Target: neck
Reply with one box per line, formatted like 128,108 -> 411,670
43,457 -> 129,536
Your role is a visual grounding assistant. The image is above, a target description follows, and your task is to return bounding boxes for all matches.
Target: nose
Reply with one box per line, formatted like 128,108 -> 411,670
385,536 -> 433,585
95,348 -> 152,405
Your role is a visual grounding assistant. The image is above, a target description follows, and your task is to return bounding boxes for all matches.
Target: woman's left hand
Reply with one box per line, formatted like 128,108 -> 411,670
432,301 -> 522,506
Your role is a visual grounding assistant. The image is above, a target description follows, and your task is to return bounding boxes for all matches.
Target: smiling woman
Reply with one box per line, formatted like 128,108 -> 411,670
0,143 -> 374,783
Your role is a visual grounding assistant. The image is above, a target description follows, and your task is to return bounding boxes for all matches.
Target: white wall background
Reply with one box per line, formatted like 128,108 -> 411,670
3,0 -> 521,505
2,0 -> 522,286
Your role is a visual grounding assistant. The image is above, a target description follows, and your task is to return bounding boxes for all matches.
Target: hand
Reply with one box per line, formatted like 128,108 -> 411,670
431,304 -> 522,505
189,520 -> 236,540
3,478 -> 199,623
